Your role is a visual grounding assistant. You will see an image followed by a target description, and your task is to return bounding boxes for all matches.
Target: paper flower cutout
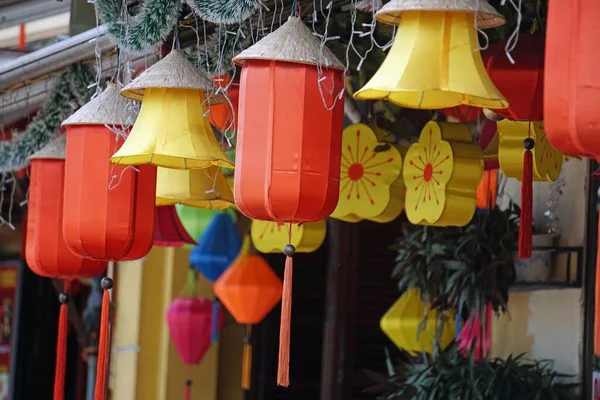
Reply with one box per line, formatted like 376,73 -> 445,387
250,220 -> 326,254
331,124 -> 404,223
498,120 -> 563,182
404,121 -> 483,227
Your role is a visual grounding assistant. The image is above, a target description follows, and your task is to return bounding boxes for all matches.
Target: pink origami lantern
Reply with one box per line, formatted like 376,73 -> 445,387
154,205 -> 196,247
458,305 -> 492,361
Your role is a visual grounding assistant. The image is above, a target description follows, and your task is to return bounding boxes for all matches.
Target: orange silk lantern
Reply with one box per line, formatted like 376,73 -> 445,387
61,84 -> 157,261
232,16 -> 345,387
209,74 -> 240,132
25,136 -> 107,400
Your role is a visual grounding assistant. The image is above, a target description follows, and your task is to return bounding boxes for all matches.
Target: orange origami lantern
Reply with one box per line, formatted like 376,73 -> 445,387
25,136 -> 107,400
61,84 -> 157,261
209,74 -> 239,132
214,237 -> 283,389
232,16 -> 345,387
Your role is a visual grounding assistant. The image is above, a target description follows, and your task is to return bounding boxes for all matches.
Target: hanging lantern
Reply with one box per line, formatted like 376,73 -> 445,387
209,74 -> 240,132
331,124 -> 405,223
110,50 -> 233,170
61,84 -> 156,261
250,220 -> 327,254
156,166 -> 235,209
214,236 -> 283,389
233,16 -> 346,387
24,136 -> 107,400
403,121 -> 483,227
154,205 -> 196,247
476,169 -> 498,210
485,34 -> 545,121
176,205 -> 237,249
354,0 -> 507,110
381,289 -> 455,355
479,119 -> 499,170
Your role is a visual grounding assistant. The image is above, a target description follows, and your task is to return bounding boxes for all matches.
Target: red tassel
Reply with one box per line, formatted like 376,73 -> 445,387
94,278 -> 113,400
277,245 -> 295,387
53,281 -> 71,400
519,138 -> 534,259
185,380 -> 192,400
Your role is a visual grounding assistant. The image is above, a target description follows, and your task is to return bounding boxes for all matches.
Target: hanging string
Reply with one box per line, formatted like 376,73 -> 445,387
211,297 -> 220,344
241,324 -> 253,390
277,223 -> 295,387
53,280 -> 71,400
185,379 -> 192,400
94,277 -> 113,400
291,0 -> 299,17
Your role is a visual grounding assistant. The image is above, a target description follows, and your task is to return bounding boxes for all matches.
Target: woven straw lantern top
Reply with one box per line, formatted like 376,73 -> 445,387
62,83 -> 134,127
233,16 -> 345,70
120,50 -> 226,103
29,134 -> 66,160
376,0 -> 505,29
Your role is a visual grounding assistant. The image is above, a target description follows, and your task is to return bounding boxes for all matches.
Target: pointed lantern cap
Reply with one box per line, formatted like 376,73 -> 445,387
233,16 -> 345,70
376,0 -> 505,29
29,134 -> 66,160
62,83 -> 134,127
121,50 -> 226,104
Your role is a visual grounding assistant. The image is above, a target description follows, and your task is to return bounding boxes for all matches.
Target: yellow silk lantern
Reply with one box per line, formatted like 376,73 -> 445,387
498,120 -> 563,182
156,166 -> 235,209
331,124 -> 405,223
381,289 -> 455,355
250,220 -> 326,254
110,50 -> 233,170
403,121 -> 483,227
354,0 -> 508,110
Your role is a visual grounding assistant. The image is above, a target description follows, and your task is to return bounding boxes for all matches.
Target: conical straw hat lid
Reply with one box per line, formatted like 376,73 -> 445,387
29,134 -> 66,160
376,0 -> 505,29
121,50 -> 226,103
62,83 -> 134,127
233,16 -> 345,70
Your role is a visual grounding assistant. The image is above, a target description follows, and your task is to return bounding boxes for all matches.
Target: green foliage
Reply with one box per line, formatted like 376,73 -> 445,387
0,64 -> 95,173
378,343 -> 578,400
95,0 -> 181,54
393,205 -> 520,318
186,0 -> 262,24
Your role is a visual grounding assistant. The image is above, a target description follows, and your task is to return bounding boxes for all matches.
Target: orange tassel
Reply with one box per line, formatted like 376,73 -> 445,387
519,138 -> 534,259
242,325 -> 252,390
277,244 -> 295,387
94,277 -> 113,400
185,380 -> 192,400
53,281 -> 71,400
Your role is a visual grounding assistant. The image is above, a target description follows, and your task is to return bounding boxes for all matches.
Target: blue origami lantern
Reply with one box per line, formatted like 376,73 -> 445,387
189,212 -> 242,343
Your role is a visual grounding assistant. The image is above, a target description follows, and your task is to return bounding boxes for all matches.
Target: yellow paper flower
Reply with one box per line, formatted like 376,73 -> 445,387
404,121 -> 483,227
250,220 -> 326,254
498,120 -> 563,182
331,124 -> 404,222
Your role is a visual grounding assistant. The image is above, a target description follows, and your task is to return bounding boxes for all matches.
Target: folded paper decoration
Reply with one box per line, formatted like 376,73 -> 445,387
153,205 -> 196,247
403,121 -> 483,227
250,220 -> 327,254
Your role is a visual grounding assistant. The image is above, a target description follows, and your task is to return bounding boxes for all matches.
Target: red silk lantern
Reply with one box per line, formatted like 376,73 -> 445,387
233,16 -> 345,387
209,74 -> 240,132
24,136 -> 107,400
154,205 -> 196,247
61,84 -> 157,261
485,34 -> 545,121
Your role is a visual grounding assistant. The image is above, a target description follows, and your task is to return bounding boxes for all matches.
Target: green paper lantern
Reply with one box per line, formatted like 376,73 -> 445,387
175,205 -> 237,249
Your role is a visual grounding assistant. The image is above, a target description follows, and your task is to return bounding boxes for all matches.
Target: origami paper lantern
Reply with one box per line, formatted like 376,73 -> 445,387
403,121 -> 483,227
176,205 -> 237,249
25,136 -> 107,400
476,169 -> 498,210
154,205 -> 196,247
485,34 -> 545,121
331,124 -> 404,223
457,305 -> 492,361
381,289 -> 455,355
498,121 -> 563,182
250,220 -> 327,254
61,84 -> 156,261
156,166 -> 235,209
214,236 -> 283,389
479,120 -> 499,171
209,74 -> 239,132
355,0 -> 507,110
167,296 -> 222,363
233,16 -> 346,386
110,50 -> 233,170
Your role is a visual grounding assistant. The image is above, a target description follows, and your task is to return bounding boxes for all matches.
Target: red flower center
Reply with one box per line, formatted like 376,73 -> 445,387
348,164 -> 364,181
